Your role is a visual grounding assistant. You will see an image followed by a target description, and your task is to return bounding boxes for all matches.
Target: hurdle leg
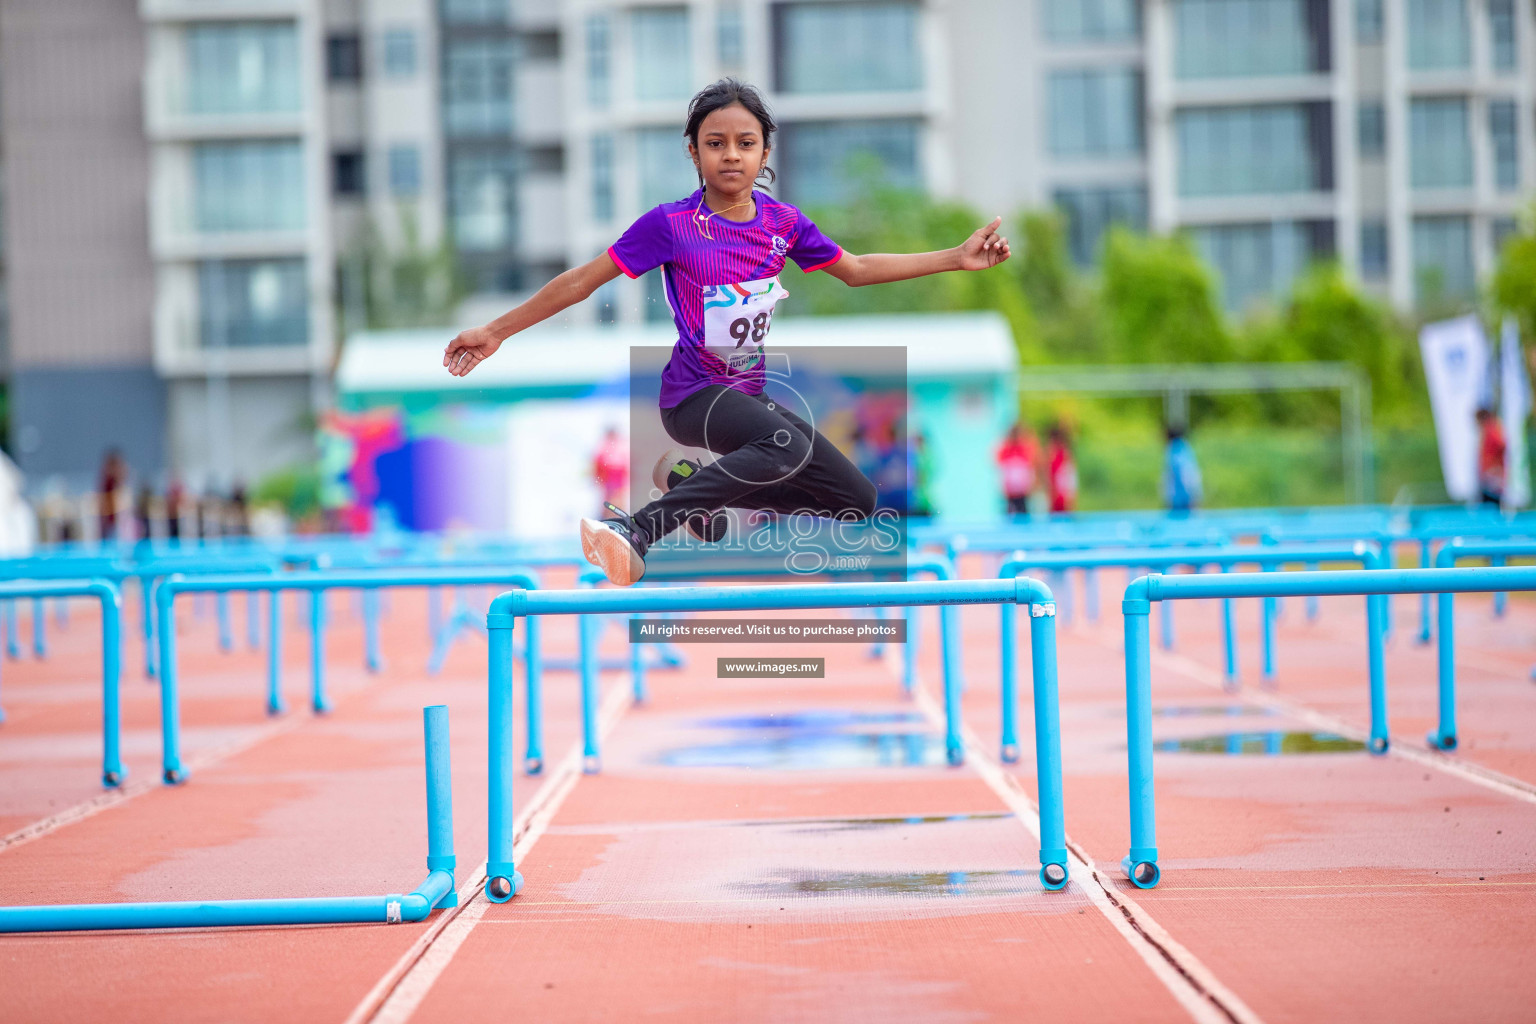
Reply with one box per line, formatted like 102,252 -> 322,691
267,589 -> 285,715
1365,593 -> 1389,754
1418,541 -> 1434,644
246,590 -> 261,650
31,597 -> 46,658
1027,596 -> 1067,889
485,613 -> 523,903
310,591 -> 330,713
940,604 -> 963,766
1430,591 -> 1457,750
999,602 -> 1019,763
1121,596 -> 1158,888
524,614 -> 544,775
579,614 -> 600,773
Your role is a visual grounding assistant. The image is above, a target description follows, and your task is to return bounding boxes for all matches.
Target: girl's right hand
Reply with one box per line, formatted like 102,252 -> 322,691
443,325 -> 503,377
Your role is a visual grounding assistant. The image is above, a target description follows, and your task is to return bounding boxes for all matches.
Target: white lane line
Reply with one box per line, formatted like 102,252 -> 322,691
351,682 -> 633,1024
1147,645 -> 1536,806
0,712 -> 312,854
905,680 -> 1263,1024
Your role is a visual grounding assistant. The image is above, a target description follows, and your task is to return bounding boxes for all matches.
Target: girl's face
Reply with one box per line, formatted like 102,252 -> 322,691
690,102 -> 769,195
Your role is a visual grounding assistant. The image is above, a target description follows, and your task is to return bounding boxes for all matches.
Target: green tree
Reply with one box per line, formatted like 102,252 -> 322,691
1099,228 -> 1232,364
790,179 -> 1039,362
1491,204 -> 1536,344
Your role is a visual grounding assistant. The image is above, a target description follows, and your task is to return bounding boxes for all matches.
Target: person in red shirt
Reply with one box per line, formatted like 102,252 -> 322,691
592,427 -> 630,515
995,423 -> 1039,517
1046,423 -> 1078,515
1477,407 -> 1507,507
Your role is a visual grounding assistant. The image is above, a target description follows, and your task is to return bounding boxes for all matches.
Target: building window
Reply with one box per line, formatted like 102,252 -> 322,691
1174,0 -> 1328,80
1413,215 -> 1474,299
1490,100 -> 1519,191
1407,0 -> 1470,71
634,7 -> 693,101
333,150 -> 365,196
718,4 -> 744,66
1048,69 -> 1144,158
1176,103 -> 1331,197
443,38 -> 515,137
592,133 -> 615,222
1043,0 -> 1141,41
448,151 -> 516,252
198,258 -> 309,348
774,2 -> 921,94
1360,219 -> 1388,279
1409,97 -> 1472,188
1190,220 -> 1334,311
1355,0 -> 1384,43
779,119 -> 921,207
382,28 -> 417,77
440,0 -> 509,25
637,128 -> 699,208
1053,185 -> 1148,265
194,141 -> 305,233
1489,0 -> 1517,72
1357,102 -> 1385,157
326,33 -> 363,83
388,145 -> 422,196
186,22 -> 301,115
586,14 -> 611,109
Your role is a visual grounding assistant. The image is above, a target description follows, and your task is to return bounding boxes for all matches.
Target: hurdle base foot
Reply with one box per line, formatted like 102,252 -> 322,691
1427,731 -> 1457,752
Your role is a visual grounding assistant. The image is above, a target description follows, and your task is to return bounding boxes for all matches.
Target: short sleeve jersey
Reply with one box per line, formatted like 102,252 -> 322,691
607,189 -> 842,408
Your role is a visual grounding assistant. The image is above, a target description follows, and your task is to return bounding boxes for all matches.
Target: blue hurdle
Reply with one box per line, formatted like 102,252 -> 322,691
0,580 -> 123,787
481,576 -> 1070,901
154,568 -> 542,784
1429,540 -> 1536,751
0,705 -> 455,933
1118,564 -> 1536,889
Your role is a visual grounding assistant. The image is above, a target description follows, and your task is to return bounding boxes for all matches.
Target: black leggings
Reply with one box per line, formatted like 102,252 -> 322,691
634,385 -> 878,545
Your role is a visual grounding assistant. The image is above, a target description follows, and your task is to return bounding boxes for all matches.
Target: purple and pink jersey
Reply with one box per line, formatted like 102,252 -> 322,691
607,188 -> 842,408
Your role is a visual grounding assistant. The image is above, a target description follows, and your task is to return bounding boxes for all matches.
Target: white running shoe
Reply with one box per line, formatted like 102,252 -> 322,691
579,503 -> 647,586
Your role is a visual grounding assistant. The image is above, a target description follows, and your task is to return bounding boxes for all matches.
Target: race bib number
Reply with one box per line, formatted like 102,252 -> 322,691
702,277 -> 788,375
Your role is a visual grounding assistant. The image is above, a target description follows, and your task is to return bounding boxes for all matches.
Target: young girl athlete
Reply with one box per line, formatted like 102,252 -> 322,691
443,79 -> 1011,585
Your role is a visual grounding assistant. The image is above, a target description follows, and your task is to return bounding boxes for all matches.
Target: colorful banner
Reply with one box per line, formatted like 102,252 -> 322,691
1419,315 -> 1491,502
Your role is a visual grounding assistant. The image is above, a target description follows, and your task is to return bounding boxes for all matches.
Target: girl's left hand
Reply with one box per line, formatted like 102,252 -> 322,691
956,216 -> 1011,271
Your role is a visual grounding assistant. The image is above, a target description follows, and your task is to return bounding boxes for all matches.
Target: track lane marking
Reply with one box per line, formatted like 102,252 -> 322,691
903,676 -> 1263,1024
352,682 -> 632,1024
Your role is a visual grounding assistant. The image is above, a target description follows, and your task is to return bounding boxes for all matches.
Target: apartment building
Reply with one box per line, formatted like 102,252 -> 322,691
1015,0 -> 1536,310
0,0 -> 1531,486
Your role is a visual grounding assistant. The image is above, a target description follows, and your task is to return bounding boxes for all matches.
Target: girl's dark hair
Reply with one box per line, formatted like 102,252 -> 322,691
684,78 -> 776,189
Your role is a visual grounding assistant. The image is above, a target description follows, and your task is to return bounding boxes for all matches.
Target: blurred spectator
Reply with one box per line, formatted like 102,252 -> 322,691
995,423 -> 1039,517
97,449 -> 129,540
592,426 -> 630,513
166,479 -> 186,540
1162,424 -> 1203,516
1477,406 -> 1506,507
228,485 -> 251,536
909,431 -> 934,518
1046,423 -> 1078,514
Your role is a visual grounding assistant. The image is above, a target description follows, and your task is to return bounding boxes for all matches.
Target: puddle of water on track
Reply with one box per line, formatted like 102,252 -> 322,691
699,710 -> 927,730
1154,730 -> 1366,755
734,869 -> 1034,899
781,811 -> 1013,833
655,731 -> 946,769
1151,705 -> 1276,718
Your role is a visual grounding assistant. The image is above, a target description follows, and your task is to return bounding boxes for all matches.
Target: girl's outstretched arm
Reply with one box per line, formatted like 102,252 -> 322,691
444,252 -> 624,377
821,216 -> 1010,288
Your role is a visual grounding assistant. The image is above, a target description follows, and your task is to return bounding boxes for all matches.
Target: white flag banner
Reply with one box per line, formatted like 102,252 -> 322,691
1419,315 -> 1490,502
1501,317 -> 1531,508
